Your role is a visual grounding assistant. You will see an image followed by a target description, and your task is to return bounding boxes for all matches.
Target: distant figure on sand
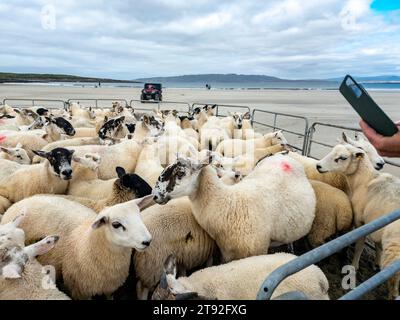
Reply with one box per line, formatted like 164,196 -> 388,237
206,83 -> 211,90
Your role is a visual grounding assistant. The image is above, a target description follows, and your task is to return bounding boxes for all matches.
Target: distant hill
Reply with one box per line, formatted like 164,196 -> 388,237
137,73 -> 400,83
136,74 -> 286,83
328,75 -> 400,82
0,72 -> 139,83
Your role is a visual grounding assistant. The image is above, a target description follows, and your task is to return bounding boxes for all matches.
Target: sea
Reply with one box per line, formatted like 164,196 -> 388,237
2,80 -> 400,90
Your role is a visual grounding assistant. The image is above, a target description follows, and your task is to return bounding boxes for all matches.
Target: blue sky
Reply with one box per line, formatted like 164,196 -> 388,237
0,0 -> 399,79
371,0 -> 400,11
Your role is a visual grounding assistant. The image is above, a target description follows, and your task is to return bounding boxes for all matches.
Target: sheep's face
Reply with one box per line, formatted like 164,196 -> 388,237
33,148 -> 75,180
203,104 -> 217,116
0,212 -> 26,248
98,116 -> 125,140
341,132 -> 385,170
153,157 -> 207,204
45,116 -> 76,136
142,115 -> 164,136
0,235 -> 59,279
92,195 -> 153,250
0,143 -> 30,164
230,111 -> 250,130
72,153 -> 101,171
152,255 -> 209,300
266,131 -> 288,146
316,144 -> 365,175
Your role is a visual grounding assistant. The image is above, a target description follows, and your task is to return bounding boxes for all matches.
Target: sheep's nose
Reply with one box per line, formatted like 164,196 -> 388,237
376,162 -> 384,170
62,169 -> 72,177
142,240 -> 151,247
153,194 -> 159,201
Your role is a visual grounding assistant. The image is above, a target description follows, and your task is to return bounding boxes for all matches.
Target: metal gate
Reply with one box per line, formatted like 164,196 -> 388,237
257,209 -> 400,300
66,98 -> 128,109
2,98 -> 66,109
252,109 -> 309,155
131,99 -> 191,114
191,103 -> 251,118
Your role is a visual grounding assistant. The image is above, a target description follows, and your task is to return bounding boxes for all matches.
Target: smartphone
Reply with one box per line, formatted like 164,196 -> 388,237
339,74 -> 398,136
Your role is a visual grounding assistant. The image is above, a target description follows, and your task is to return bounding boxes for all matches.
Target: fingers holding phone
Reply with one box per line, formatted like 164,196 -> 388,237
360,120 -> 400,157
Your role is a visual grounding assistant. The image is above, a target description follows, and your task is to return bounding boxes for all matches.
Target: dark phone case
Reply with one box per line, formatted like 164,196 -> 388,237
339,75 -> 398,136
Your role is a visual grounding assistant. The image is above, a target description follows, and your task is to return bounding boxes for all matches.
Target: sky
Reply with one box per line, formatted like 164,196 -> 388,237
0,0 -> 399,80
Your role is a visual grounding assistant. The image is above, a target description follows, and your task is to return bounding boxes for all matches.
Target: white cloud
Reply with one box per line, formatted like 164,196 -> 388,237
0,0 -> 399,79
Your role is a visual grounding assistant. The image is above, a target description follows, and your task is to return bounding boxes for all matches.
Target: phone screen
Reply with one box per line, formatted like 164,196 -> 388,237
345,77 -> 362,98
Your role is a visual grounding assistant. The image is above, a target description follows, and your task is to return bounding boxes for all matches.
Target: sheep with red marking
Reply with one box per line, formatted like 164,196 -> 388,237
153,152 -> 316,262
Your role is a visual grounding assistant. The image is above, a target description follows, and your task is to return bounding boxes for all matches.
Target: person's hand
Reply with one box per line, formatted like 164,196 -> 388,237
359,120 -> 400,157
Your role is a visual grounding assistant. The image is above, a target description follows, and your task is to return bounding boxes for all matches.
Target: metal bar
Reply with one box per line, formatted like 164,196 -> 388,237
339,259 -> 400,300
256,209 -> 400,300
3,98 -> 66,109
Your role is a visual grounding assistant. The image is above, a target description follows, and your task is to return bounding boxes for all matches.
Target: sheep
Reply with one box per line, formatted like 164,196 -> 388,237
134,139 -> 164,187
1,194 -> 154,299
0,143 -> 31,164
152,253 -> 329,300
307,180 -> 353,247
190,107 -> 211,132
68,166 -> 151,202
215,130 -> 288,157
133,197 -> 216,300
287,133 -> 385,194
32,137 -> 100,163
153,153 -> 316,262
62,167 -> 152,212
199,116 -> 230,151
0,132 -> 48,160
132,115 -> 164,143
316,143 -> 400,299
67,139 -> 143,179
0,235 -> 70,300
219,111 -> 251,139
0,148 -> 74,213
0,159 -> 29,182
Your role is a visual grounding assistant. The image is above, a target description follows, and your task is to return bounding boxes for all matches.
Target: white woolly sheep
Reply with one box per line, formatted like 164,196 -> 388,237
0,148 -> 74,214
153,153 -> 316,262
152,253 -> 329,300
316,143 -> 400,299
0,234 -> 70,300
0,143 -> 31,164
307,180 -> 353,247
67,139 -> 143,179
133,197 -> 216,300
215,131 -> 288,158
1,194 -> 154,299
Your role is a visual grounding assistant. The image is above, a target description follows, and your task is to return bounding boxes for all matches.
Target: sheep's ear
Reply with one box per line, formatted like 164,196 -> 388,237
13,108 -> 21,114
32,150 -> 49,159
72,155 -> 82,163
172,110 -> 178,117
243,111 -> 251,120
116,166 -> 126,178
133,194 -> 154,210
2,263 -> 23,279
24,235 -> 59,259
41,133 -> 49,140
164,255 -> 177,278
0,146 -> 11,154
193,107 -> 201,115
11,209 -> 26,228
92,215 -> 109,229
355,152 -> 364,159
211,104 -> 217,109
342,132 -> 348,143
202,105 -> 208,110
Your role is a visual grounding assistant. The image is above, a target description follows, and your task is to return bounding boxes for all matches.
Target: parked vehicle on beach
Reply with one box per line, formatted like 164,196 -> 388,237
141,83 -> 162,102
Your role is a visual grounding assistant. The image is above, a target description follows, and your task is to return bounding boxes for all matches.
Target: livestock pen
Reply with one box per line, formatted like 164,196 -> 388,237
1,97 -> 399,300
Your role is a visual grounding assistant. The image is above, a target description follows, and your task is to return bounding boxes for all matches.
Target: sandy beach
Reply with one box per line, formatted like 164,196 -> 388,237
1,83 -> 400,173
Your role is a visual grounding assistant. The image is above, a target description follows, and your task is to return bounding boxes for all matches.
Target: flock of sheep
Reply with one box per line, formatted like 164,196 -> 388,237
0,101 -> 399,300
